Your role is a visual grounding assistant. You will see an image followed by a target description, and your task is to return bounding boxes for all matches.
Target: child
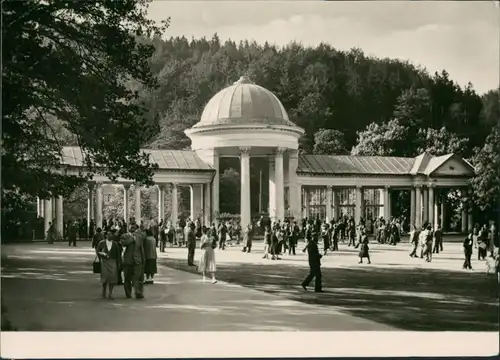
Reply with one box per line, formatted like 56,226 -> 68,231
358,230 -> 371,264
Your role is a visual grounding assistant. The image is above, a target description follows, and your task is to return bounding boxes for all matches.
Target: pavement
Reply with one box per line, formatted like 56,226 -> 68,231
1,239 -> 498,331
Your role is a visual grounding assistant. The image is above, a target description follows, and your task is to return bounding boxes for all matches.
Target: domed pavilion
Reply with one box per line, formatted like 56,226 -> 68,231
45,76 -> 476,238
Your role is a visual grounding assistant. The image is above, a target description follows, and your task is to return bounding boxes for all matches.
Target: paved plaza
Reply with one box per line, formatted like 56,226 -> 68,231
1,239 -> 498,331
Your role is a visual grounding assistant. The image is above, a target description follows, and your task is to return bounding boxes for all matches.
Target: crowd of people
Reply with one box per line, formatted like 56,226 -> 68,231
87,212 -> 498,299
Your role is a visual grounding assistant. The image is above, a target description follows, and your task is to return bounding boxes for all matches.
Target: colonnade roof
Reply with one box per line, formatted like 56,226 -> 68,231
60,146 -> 474,178
298,153 -> 475,177
61,146 -> 213,172
298,154 -> 413,175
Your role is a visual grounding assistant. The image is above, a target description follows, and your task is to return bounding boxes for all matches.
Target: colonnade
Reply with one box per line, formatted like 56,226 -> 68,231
37,195 -> 64,238
299,184 -> 473,232
38,181 -> 211,239
86,182 -> 211,231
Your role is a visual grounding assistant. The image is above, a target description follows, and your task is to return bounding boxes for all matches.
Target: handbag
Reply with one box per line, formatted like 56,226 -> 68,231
92,255 -> 101,274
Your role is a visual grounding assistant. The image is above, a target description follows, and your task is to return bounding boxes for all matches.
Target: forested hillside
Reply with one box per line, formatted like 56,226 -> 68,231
137,35 -> 494,158
125,34 -> 498,218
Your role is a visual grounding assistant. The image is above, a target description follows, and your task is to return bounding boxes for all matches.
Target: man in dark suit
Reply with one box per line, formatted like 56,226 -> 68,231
289,221 -> 300,255
68,221 -> 78,247
187,222 -> 196,266
301,237 -> 323,293
433,224 -> 443,254
120,224 -> 145,299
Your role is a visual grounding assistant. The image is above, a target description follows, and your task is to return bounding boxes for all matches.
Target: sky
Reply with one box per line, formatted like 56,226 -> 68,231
147,1 -> 499,94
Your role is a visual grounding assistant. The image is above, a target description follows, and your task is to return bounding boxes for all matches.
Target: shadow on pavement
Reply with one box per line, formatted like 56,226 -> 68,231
162,257 -> 499,331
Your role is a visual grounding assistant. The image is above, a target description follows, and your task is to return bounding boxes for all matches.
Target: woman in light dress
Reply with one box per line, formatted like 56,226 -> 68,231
198,227 -> 217,284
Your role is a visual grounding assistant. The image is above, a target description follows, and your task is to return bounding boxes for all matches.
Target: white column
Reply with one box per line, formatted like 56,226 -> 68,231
288,150 -> 301,221
123,184 -> 130,223
305,188 -> 310,219
55,195 -> 64,237
428,185 -> 435,228
157,184 -> 165,223
415,185 -> 422,229
200,184 -> 205,225
378,189 -> 385,219
204,182 -> 211,225
190,184 -> 203,221
383,186 -> 391,221
467,188 -> 473,232
410,187 -> 416,228
95,182 -> 103,229
355,185 -> 363,224
43,198 -> 53,238
326,186 -> 333,222
461,206 -> 467,233
36,198 -> 42,217
274,148 -> 285,221
440,193 -> 446,230
134,185 -> 141,223
239,147 -> 251,228
87,184 -> 94,237
422,187 -> 429,224
268,157 -> 276,219
332,189 -> 338,221
171,183 -> 178,225
195,149 -> 219,219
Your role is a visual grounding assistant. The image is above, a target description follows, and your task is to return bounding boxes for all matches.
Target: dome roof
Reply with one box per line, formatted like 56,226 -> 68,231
193,76 -> 295,128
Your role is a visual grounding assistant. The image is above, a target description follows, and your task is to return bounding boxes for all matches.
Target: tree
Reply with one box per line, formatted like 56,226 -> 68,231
2,0 -> 169,205
471,124 -> 500,212
416,127 -> 469,156
351,120 -> 409,156
393,87 -> 432,128
313,129 -> 348,155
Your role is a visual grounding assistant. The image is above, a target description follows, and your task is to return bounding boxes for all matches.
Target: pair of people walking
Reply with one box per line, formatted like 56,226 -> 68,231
96,224 -> 156,300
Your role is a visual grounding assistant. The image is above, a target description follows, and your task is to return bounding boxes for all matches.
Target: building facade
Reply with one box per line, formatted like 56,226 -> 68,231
38,76 -> 476,236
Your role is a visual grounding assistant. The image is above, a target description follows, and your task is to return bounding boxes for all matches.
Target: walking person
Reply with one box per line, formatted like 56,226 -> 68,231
478,226 -> 488,261
218,222 -> 227,250
423,225 -> 433,262
159,222 -> 167,252
186,222 -> 197,266
271,227 -> 281,260
347,220 -> 356,247
433,225 -> 443,254
241,224 -> 253,253
301,237 -> 323,293
358,230 -> 371,264
95,231 -> 122,300
463,232 -> 473,270
263,225 -> 272,259
331,222 -> 339,251
144,229 -> 158,284
198,227 -> 217,284
288,221 -> 299,255
489,221 -> 496,257
408,225 -> 420,258
120,224 -> 146,299
321,222 -> 330,255
419,225 -> 428,258
46,221 -> 55,244
67,221 -> 78,247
